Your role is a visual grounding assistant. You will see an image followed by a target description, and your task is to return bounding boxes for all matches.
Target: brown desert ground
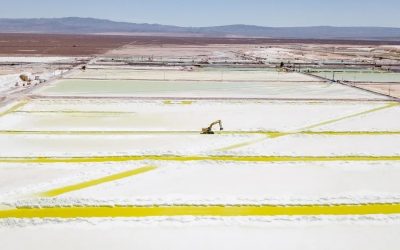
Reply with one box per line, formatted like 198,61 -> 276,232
2,33 -> 400,56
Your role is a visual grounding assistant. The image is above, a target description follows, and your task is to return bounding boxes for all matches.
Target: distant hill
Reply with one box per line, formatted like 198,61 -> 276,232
1,17 -> 400,40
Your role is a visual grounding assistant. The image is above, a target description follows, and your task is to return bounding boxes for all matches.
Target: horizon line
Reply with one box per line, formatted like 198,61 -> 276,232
1,16 -> 400,29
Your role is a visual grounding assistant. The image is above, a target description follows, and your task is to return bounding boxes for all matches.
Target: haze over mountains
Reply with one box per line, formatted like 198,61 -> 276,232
1,17 -> 400,40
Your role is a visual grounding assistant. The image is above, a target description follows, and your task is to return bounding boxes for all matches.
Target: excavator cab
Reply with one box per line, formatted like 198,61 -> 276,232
201,120 -> 223,134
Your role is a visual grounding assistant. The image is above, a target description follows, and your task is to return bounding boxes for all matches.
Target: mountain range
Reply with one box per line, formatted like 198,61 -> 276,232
1,17 -> 400,40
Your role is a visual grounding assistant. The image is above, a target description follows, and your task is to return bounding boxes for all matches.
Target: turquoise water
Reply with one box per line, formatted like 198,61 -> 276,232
39,79 -> 379,99
43,79 -> 319,95
313,71 -> 400,83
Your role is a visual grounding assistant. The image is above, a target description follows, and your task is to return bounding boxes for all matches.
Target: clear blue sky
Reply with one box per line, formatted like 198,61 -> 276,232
1,0 -> 399,27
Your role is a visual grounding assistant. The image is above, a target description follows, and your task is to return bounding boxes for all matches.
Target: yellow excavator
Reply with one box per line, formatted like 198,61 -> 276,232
201,120 -> 223,134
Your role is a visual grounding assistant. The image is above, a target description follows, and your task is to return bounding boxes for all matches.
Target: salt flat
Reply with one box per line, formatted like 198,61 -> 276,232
0,50 -> 399,250
2,217 -> 400,250
1,99 -> 387,131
